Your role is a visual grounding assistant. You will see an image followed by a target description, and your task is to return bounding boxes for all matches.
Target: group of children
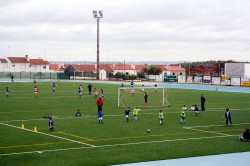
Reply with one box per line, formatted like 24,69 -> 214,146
125,107 -> 140,122
124,107 -> 184,125
9,82 -> 104,99
78,84 -> 104,99
5,81 -> 249,142
182,104 -> 200,116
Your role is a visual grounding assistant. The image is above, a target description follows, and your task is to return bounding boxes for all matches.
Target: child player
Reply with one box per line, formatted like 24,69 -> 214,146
49,117 -> 54,132
180,111 -> 186,124
76,109 -> 81,117
125,107 -> 131,122
154,84 -> 158,92
93,88 -> 98,98
5,87 -> 9,97
101,89 -> 104,98
78,85 -> 83,98
34,86 -> 38,98
141,84 -> 144,92
98,110 -> 103,124
131,86 -> 135,96
182,105 -> 188,111
194,104 -> 200,116
133,107 -> 140,120
52,83 -> 56,93
159,110 -> 164,125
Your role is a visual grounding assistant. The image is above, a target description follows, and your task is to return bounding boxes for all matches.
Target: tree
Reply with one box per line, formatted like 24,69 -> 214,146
143,66 -> 162,75
115,72 -> 123,79
129,74 -> 137,80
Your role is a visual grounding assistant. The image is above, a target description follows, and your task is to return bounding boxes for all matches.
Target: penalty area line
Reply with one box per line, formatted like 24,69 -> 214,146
0,134 -> 237,157
0,122 -> 96,148
183,127 -> 231,136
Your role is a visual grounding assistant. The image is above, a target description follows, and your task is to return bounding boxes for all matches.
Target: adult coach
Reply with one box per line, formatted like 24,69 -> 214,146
96,96 -> 103,112
200,95 -> 206,111
144,92 -> 148,104
88,84 -> 92,95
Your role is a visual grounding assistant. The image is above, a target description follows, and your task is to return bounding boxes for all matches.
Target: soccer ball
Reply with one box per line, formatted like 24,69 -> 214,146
147,129 -> 150,133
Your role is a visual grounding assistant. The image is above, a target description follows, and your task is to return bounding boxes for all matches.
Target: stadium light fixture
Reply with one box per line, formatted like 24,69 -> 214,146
93,10 -> 103,80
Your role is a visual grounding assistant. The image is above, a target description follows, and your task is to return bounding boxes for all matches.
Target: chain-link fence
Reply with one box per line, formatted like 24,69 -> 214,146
0,72 -> 70,80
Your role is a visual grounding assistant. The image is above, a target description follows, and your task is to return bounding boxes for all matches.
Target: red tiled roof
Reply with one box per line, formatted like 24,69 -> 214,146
49,64 -> 59,71
135,65 -> 147,71
29,59 -> 49,65
7,57 -> 29,63
169,66 -> 185,71
158,66 -> 168,71
100,64 -> 113,72
0,58 -> 8,63
71,64 -> 95,72
112,64 -> 135,70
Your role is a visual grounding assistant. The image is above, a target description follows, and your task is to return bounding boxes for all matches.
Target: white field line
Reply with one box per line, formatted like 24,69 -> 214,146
0,134 -> 238,157
0,122 -> 95,148
0,112 -> 182,123
183,127 -> 231,136
0,111 -> 169,123
188,123 -> 250,128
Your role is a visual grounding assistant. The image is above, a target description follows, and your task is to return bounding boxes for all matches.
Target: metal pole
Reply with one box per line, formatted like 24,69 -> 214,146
93,10 -> 103,80
96,17 -> 100,80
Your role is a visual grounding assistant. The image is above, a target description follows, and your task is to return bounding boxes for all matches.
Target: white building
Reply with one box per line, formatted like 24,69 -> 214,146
6,56 -> 30,72
2,56 -> 49,73
0,58 -> 9,72
29,59 -> 50,72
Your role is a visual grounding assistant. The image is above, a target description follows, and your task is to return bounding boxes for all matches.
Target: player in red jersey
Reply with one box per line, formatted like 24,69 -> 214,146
34,86 -> 39,98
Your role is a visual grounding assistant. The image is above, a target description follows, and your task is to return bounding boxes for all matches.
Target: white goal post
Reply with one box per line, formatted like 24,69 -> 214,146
118,87 -> 170,108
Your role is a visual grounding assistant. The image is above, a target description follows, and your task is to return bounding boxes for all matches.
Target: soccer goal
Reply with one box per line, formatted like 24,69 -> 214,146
118,87 -> 170,108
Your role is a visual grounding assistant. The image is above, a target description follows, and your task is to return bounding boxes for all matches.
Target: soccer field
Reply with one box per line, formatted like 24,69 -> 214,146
0,81 -> 250,166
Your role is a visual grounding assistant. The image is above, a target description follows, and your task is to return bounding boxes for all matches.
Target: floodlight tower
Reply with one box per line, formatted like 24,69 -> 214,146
93,10 -> 103,80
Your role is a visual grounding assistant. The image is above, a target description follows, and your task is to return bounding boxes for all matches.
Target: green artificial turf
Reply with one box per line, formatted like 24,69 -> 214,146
0,81 -> 249,166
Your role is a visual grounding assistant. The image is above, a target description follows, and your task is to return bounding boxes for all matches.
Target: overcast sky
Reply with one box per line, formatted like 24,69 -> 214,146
0,0 -> 250,62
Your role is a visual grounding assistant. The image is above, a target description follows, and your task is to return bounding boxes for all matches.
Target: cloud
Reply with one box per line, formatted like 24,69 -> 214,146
0,0 -> 250,62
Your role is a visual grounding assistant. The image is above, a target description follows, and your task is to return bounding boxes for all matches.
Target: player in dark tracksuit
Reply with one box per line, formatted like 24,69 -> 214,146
49,117 -> 54,131
201,95 -> 206,111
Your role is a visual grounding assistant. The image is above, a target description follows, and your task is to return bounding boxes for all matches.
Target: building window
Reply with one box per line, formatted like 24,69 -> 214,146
43,66 -> 46,69
12,65 -> 15,67
180,72 -> 182,75
173,72 -> 175,75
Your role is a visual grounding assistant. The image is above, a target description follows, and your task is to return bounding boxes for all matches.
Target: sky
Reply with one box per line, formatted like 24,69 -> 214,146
0,0 -> 250,62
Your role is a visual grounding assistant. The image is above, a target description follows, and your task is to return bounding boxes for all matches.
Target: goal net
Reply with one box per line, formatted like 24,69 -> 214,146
118,87 -> 169,108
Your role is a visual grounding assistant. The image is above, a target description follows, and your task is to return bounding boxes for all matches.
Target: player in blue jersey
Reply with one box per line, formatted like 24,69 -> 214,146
194,104 -> 200,116
5,87 -> 9,97
49,117 -> 54,131
78,85 -> 83,98
76,109 -> 81,117
125,107 -> 131,122
98,111 -> 103,124
101,89 -> 104,98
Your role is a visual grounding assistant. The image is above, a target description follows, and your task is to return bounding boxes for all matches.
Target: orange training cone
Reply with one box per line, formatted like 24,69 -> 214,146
34,127 -> 37,133
21,123 -> 25,129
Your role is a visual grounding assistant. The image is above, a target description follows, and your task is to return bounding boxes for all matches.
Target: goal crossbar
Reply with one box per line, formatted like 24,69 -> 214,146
118,87 -> 169,108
